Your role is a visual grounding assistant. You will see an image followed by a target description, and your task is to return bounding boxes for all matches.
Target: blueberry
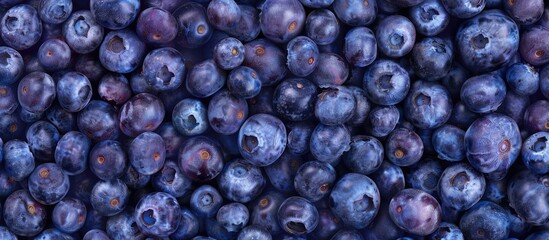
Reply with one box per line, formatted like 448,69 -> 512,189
438,162 -> 485,214
28,163 -> 70,205
456,10 -> 519,73
136,7 -> 177,45
119,93 -> 165,137
89,140 -> 127,181
142,47 -> 186,92
226,4 -> 261,42
216,203 -> 249,232
440,0 -> 485,18
367,105 -> 400,137
343,135 -> 384,175
389,188 -> 442,236
404,80 -> 452,129
227,66 -> 262,99
410,37 -> 453,81
106,208 -> 146,240
305,9 -> 340,46
523,100 -> 549,134
90,0 -> 140,30
52,197 -> 87,233
208,89 -> 248,135
135,192 -> 181,237
310,123 -> 351,164
178,136 -> 224,182
521,132 -> 549,175
38,0 -> 72,24
465,114 -> 521,179
0,226 -> 16,240
519,26 -> 549,66
348,86 -> 371,126
503,0 -> 544,25
0,46 -> 24,85
460,73 -> 507,113
83,229 -> 110,240
129,132 -> 166,175
55,131 -> 91,176
376,15 -> 416,58
243,38 -> 288,87
121,165 -> 150,190
310,53 -> 349,86
189,184 -> 223,218
77,100 -> 120,142
507,170 -> 549,225
56,71 -> 92,113
264,151 -> 304,193
90,179 -> 129,217
207,0 -> 241,32
98,73 -> 132,105
294,160 -> 336,202
1,4 -> 42,50
371,161 -> 406,200
99,29 -> 146,73
333,0 -> 377,26
278,196 -> 319,235
427,222 -> 464,240
218,159 -> 265,203
3,190 -> 46,237
249,191 -> 285,235
363,59 -> 410,105
315,86 -> 356,125
499,90 -> 530,126
25,120 -> 60,161
259,0 -> 305,43
238,113 -> 286,166
505,63 -> 539,97
273,78 -> 317,122
17,71 -> 56,114
310,207 -> 343,239
172,98 -> 208,136
385,127 -> 424,166
173,2 -> 213,49
459,201 -> 510,239
329,173 -> 380,228
186,59 -> 226,98
344,27 -> 377,68
213,37 -> 245,70
432,124 -> 466,162
170,207 -> 200,240
409,0 -> 450,36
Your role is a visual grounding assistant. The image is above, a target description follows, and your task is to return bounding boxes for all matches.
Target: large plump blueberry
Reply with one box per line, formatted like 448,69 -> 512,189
410,37 -> 453,81
260,0 -> 305,43
171,207 -> 199,239
226,4 -> 261,42
238,113 -> 286,166
385,127 -> 424,166
309,53 -> 349,86
505,63 -> 539,97
216,202 -> 249,232
376,15 -> 416,58
404,80 -> 452,129
106,207 -> 145,239
217,159 -> 265,203
363,59 -> 410,106
208,89 -> 248,135
273,78 -> 317,122
213,37 -> 245,70
465,113 -> 521,179
98,73 -> 132,105
77,100 -> 120,141
278,196 -> 319,235
173,2 -> 213,49
52,198 -> 86,233
519,25 -> 549,67
135,192 -> 181,237
55,131 -> 91,176
152,160 -> 192,198
178,136 -> 224,182
286,36 -> 320,77
186,59 -> 226,98
329,173 -> 380,229
310,123 -> 351,164
406,159 -> 443,197
503,0 -> 544,25
344,27 -> 377,67
249,191 -> 285,235
99,29 -> 146,73
136,7 -> 177,45
315,86 -> 356,125
0,4 -> 42,50
129,132 -> 166,176
25,120 -> 60,161
119,93 -> 165,137
3,139 -> 35,181
172,98 -> 208,136
438,162 -> 486,214
305,9 -> 340,46
409,0 -> 450,36
333,0 -> 377,26
189,184 -> 223,218
521,132 -> 549,175
367,105 -> 400,137
207,0 -> 241,32
3,190 -> 47,237
56,71 -> 92,113
456,10 -> 519,73
17,71 -> 56,114
440,0 -> 485,18
62,10 -> 104,54
0,46 -> 24,85
39,0 -> 72,24
459,201 -> 510,239
343,135 -> 384,175
28,163 -> 70,205
523,100 -> 549,134
142,47 -> 186,92
432,124 -> 466,161
389,188 -> 442,236
243,38 -> 288,87
460,73 -> 507,114
507,170 -> 549,225
89,140 -> 126,181
90,179 -> 129,217
294,160 -> 336,202
227,66 -> 262,99
90,0 -> 140,30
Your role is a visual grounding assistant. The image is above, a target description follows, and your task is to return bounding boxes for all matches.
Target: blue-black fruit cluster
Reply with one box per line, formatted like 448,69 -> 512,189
0,0 -> 549,239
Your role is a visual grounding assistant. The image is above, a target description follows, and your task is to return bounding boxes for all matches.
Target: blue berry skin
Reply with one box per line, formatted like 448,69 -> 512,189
389,188 -> 442,236
526,231 -> 549,240
428,222 -> 464,240
119,93 -> 165,137
406,159 -> 443,197
55,131 -> 91,176
521,132 -> 549,175
260,0 -> 305,43
465,114 -> 521,179
363,60 -> 410,106
227,66 -> 261,99
3,190 -> 47,237
441,63 -> 470,101
237,225 -> 272,240
410,38 -> 453,81
343,135 -> 384,175
249,191 -> 285,235
90,0 -> 140,30
208,89 -> 248,135
83,229 -> 109,240
129,132 -> 166,176
456,10 -> 519,73
404,81 -> 452,129
0,46 -> 24,85
19,108 -> 43,123
294,160 -> 336,202
0,113 -> 26,140
238,114 -> 286,166
3,139 -> 35,181
333,0 -> 377,26
17,71 -> 56,114
74,54 -> 107,83
142,47 -> 186,92
98,73 -> 132,106
207,0 -> 241,32
62,10 -> 104,54
179,136 -> 224,182
432,124 -> 466,162
508,170 -> 549,225
305,9 -> 340,46
440,0 -> 485,18
91,179 -> 129,217
344,27 -> 377,68
216,203 -> 249,232
481,178 -> 507,204
385,127 -> 424,167
409,0 -> 449,36
332,229 -> 363,240
170,207 -> 199,240
278,196 -> 319,235
152,160 -> 192,198
438,162 -> 486,213
121,165 -> 150,190
299,0 -> 334,8
99,29 -> 146,73
28,163 -> 70,205
315,86 -> 356,125
371,161 -> 405,200
449,101 -> 478,130
329,173 -> 380,229
523,100 -> 549,134
106,208 -> 146,240
310,208 -> 342,239
77,100 -> 120,142
25,120 -> 59,161
499,91 -> 529,127
189,184 -> 223,218
0,226 -> 16,240
519,25 -> 549,67
0,168 -> 18,198
213,37 -> 245,70
540,66 -> 549,100
248,86 -> 275,116
52,197 -> 86,233
264,151 -> 304,193
34,228 -> 75,239
173,2 -> 213,49
310,53 -> 349,86
273,78 -> 317,122
348,86 -> 371,126
226,4 -> 261,42
362,200 -> 408,239
136,7 -> 177,45
460,73 -> 506,114
186,59 -> 226,98
66,170 -> 99,206
459,201 -> 510,240
286,36 -> 319,77
38,0 -> 72,24
56,72 -> 92,113
89,140 -> 127,181
310,124 -> 351,164
1,4 -> 42,50
243,38 -> 288,87
505,63 -> 539,97
172,98 -> 208,136
135,192 -> 181,237
367,105 -> 400,137
218,159 -> 265,203
376,15 -> 416,58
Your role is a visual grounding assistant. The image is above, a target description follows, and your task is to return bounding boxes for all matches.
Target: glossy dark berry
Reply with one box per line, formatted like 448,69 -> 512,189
28,163 -> 70,205
63,10 -> 104,54
389,188 -> 442,236
278,196 -> 319,235
90,0 -> 141,30
260,0 -> 305,43
179,136 -> 224,182
238,114 -> 287,166
218,159 -> 265,203
273,78 -> 317,122
135,192 -> 181,237
3,190 -> 47,237
1,4 -> 42,50
119,93 -> 165,137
